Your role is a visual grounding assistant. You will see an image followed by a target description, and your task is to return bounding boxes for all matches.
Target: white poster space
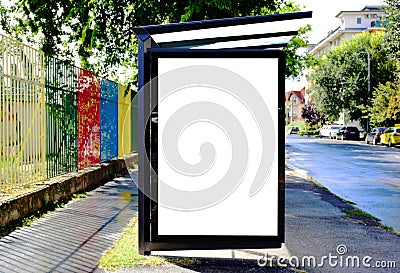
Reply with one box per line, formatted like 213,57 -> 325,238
157,57 -> 279,236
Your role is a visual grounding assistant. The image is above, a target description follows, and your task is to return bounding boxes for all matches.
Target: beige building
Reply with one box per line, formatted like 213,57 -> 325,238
309,5 -> 387,57
307,5 -> 387,129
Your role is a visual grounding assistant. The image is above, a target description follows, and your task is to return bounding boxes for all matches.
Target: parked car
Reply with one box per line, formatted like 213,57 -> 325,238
336,126 -> 360,140
380,127 -> 400,147
288,126 -> 299,135
319,125 -> 342,139
365,127 -> 386,145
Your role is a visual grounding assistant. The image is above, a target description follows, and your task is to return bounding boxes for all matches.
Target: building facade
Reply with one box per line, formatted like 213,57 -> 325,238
285,87 -> 307,122
309,6 -> 387,57
307,5 -> 387,129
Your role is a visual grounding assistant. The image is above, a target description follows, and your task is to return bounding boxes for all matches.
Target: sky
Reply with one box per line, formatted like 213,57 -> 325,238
286,0 -> 386,90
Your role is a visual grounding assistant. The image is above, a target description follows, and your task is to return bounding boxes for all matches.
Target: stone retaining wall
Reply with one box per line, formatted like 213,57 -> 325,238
0,153 -> 138,227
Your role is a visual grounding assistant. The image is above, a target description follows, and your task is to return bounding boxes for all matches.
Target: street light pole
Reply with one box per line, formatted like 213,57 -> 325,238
290,98 -> 293,124
361,51 -> 370,132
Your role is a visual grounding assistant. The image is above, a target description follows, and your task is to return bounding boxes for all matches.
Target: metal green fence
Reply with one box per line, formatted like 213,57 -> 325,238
1,34 -> 137,194
45,57 -> 78,178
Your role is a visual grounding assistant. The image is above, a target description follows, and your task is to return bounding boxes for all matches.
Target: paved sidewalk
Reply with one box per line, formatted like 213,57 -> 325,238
283,173 -> 399,273
0,171 -> 399,273
128,172 -> 400,273
0,174 -> 138,273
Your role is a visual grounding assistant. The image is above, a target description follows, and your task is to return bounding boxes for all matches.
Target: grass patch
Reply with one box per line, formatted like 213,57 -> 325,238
0,192 -> 87,238
98,217 -> 168,270
342,208 -> 380,221
98,217 -> 199,271
380,225 -> 400,236
343,209 -> 400,235
0,183 -> 45,201
381,225 -> 394,232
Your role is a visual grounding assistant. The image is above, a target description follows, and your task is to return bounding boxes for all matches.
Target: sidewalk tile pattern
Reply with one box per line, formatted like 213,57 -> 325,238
0,174 -> 137,273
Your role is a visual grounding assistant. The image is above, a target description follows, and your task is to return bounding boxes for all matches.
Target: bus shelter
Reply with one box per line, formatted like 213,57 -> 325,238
134,11 -> 312,255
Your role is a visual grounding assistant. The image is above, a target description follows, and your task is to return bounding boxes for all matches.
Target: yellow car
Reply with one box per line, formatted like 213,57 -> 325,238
380,127 -> 400,147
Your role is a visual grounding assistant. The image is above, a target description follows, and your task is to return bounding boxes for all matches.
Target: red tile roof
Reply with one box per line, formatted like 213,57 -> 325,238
285,87 -> 306,103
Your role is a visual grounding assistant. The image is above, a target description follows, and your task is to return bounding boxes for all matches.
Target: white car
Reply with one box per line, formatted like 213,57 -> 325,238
319,125 -> 342,139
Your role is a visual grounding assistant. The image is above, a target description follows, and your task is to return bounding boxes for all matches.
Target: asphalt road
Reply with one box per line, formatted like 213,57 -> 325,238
285,135 -> 400,232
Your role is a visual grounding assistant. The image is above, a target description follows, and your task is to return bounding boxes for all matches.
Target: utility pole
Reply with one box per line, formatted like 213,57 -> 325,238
290,98 -> 293,124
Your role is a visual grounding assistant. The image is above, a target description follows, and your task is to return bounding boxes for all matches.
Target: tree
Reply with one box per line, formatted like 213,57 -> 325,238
366,0 -> 400,126
384,0 -> 400,68
310,32 -> 397,125
367,0 -> 400,127
0,0 -> 311,88
284,24 -> 312,79
301,102 -> 325,127
387,85 -> 400,123
369,80 -> 400,127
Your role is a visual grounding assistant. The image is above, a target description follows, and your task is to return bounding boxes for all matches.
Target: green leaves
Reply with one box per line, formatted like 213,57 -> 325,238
369,80 -> 400,126
1,0 -> 311,89
284,23 -> 312,78
310,32 -> 397,125
384,0 -> 400,66
310,0 -> 400,128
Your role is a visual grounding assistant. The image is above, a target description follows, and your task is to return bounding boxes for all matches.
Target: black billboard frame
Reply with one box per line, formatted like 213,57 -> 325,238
139,48 -> 285,254
135,11 -> 312,255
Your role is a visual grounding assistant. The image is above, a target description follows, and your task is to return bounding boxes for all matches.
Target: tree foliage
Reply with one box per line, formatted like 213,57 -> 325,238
310,1 -> 400,128
310,32 -> 397,124
366,0 -> 400,127
284,24 -> 312,79
0,0 -> 311,88
301,102 -> 325,127
369,80 -> 400,127
384,0 -> 400,68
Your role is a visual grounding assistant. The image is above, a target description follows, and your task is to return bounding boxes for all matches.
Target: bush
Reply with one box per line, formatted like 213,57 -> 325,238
286,120 -> 307,133
298,128 -> 320,137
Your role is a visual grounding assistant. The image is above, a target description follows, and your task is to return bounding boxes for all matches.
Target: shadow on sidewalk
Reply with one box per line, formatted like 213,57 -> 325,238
0,174 -> 138,273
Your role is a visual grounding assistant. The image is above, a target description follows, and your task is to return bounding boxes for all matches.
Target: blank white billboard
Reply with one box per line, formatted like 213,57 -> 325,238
157,56 -> 279,236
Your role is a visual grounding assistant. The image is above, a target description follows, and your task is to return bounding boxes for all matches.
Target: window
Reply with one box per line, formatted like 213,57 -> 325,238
356,17 -> 362,24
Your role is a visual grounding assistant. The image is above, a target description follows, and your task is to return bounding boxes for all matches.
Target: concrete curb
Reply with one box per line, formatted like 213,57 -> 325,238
285,163 -> 309,179
286,163 -> 354,205
0,153 -> 138,227
285,163 -> 397,234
